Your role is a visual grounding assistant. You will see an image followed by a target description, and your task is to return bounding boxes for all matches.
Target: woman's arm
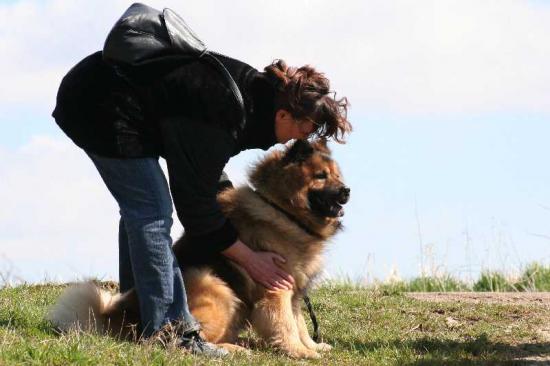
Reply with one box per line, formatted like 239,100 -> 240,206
161,118 -> 294,291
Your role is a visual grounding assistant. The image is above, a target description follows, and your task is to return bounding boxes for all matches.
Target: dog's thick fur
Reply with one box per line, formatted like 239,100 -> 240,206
47,139 -> 349,359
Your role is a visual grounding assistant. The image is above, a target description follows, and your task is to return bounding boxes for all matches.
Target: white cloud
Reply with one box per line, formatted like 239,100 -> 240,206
1,0 -> 549,115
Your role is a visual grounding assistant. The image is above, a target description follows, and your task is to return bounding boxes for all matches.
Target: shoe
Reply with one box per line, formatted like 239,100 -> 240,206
179,331 -> 229,358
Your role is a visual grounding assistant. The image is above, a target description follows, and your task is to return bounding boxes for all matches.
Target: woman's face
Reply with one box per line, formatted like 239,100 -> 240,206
274,109 -> 317,143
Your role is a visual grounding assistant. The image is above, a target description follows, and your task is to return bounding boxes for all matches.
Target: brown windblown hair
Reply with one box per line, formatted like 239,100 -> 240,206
264,60 -> 352,143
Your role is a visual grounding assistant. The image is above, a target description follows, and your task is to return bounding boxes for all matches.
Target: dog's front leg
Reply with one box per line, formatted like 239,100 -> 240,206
292,296 -> 332,352
250,290 -> 320,359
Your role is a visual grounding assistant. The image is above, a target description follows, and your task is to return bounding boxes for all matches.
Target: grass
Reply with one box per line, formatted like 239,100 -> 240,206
1,281 -> 550,365
376,261 -> 550,294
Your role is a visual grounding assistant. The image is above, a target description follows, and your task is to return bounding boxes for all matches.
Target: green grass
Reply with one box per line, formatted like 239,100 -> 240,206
473,272 -> 516,292
516,262 -> 550,291
374,262 -> 550,294
379,275 -> 470,294
1,282 -> 550,365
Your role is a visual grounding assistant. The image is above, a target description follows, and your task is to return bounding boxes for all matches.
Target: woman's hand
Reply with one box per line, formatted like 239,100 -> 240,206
244,251 -> 295,290
221,239 -> 295,291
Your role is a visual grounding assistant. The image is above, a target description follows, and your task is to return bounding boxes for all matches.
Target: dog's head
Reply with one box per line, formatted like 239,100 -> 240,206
250,139 -> 350,221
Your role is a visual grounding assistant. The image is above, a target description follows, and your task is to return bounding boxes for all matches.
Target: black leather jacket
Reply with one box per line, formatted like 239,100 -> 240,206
52,3 -> 278,254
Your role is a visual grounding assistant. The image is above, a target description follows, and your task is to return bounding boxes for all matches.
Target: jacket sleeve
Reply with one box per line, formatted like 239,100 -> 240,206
159,116 -> 238,255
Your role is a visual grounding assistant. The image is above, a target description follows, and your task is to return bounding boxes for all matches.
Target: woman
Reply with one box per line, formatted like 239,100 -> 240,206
52,3 -> 351,358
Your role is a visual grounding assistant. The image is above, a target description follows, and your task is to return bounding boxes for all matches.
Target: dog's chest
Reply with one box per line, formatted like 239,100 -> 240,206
292,253 -> 323,291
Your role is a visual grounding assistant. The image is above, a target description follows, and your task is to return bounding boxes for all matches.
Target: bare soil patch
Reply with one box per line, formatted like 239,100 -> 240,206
407,292 -> 550,306
408,292 -> 550,363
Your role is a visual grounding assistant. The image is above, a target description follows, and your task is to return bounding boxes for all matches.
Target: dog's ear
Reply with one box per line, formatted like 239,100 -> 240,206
282,139 -> 314,165
311,138 -> 330,155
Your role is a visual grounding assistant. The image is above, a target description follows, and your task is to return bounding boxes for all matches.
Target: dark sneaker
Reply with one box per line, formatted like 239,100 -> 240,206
179,331 -> 229,358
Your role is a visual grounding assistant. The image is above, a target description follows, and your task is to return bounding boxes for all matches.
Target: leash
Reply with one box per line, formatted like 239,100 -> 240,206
303,292 -> 320,342
254,191 -> 322,341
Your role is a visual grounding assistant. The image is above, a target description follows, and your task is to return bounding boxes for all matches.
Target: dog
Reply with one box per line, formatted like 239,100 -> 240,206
48,139 -> 350,359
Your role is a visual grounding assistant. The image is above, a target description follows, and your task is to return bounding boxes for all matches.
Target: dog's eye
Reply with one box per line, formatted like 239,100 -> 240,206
314,172 -> 328,180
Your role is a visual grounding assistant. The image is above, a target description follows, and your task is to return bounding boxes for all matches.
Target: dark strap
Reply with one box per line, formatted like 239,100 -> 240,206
203,52 -> 247,137
255,190 -> 322,340
303,293 -> 320,342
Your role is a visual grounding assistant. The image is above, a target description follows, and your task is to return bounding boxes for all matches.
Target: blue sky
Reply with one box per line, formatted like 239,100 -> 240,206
1,0 -> 549,284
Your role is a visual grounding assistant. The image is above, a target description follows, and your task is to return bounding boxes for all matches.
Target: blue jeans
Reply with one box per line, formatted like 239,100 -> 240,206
87,152 -> 200,338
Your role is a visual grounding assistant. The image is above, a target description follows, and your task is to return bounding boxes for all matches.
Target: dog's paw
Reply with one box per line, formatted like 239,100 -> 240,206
218,343 -> 252,355
287,348 -> 321,359
315,342 -> 332,352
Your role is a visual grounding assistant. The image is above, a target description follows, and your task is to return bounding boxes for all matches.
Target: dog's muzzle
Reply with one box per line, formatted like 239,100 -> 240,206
308,186 -> 351,218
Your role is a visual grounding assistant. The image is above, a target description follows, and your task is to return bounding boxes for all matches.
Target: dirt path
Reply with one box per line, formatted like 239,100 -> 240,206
407,292 -> 550,306
408,292 -> 550,364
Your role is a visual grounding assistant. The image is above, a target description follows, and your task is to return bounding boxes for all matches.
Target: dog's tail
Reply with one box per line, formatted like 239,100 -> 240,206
47,282 -> 120,334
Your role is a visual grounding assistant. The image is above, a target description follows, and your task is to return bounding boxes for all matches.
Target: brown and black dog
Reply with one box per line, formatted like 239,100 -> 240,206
48,139 -> 350,359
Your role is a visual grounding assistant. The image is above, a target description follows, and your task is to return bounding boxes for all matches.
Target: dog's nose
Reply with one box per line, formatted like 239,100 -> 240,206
339,186 -> 350,203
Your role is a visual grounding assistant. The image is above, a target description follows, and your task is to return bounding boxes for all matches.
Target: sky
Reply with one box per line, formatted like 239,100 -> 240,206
1,0 -> 549,284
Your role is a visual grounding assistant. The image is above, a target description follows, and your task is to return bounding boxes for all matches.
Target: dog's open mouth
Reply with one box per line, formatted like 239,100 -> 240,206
331,203 -> 344,217
308,188 -> 349,218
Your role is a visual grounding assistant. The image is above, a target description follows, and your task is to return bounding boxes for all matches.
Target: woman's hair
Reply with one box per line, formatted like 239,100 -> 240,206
264,59 -> 352,143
